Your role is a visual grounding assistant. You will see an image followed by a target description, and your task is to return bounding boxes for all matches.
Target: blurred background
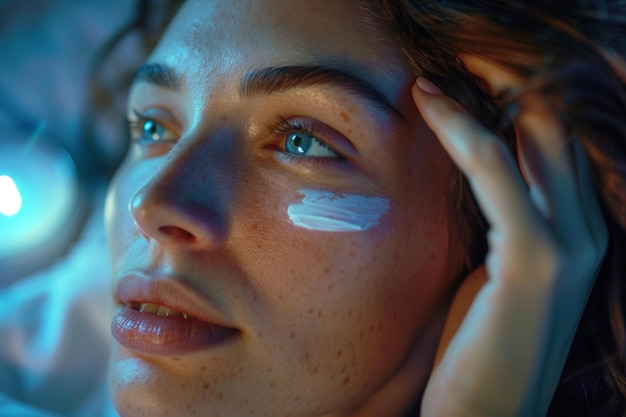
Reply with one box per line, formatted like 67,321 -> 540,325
0,2 -> 172,415
0,0 -> 167,286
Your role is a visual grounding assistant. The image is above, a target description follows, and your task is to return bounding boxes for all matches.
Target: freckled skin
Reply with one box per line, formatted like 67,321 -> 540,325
106,0 -> 459,416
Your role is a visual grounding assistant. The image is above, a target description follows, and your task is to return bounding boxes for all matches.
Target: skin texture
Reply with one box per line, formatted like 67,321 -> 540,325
105,1 -> 459,416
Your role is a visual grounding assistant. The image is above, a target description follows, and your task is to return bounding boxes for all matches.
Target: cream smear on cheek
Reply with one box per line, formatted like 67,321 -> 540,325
287,189 -> 390,232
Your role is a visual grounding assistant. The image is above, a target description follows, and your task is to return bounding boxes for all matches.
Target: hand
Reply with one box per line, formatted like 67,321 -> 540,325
413,57 -> 608,417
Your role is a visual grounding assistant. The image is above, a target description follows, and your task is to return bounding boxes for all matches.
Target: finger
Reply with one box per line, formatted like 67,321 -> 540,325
510,84 -> 607,281
515,98 -> 588,222
460,54 -> 526,97
413,78 -> 542,237
516,104 -> 604,272
461,56 -> 604,255
462,55 -> 586,225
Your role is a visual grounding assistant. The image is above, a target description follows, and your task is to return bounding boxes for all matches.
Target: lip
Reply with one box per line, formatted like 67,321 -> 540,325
112,272 -> 239,356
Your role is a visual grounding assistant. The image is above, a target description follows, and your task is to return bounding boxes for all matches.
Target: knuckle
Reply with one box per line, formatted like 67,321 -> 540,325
492,231 -> 562,285
570,237 -> 603,277
531,237 -> 563,280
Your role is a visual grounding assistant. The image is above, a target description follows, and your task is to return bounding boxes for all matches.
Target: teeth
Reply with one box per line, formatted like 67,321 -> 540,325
139,303 -> 158,314
136,303 -> 195,319
157,305 -> 172,317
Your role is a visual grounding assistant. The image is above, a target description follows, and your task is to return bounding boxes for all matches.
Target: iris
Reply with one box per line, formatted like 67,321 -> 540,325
284,132 -> 337,157
143,120 -> 165,141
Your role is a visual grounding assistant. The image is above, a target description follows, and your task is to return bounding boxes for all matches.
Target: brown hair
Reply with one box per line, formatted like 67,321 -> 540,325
374,0 -> 626,414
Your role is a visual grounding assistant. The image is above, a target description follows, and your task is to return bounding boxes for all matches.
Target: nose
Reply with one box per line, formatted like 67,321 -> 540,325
129,141 -> 229,249
130,191 -> 226,247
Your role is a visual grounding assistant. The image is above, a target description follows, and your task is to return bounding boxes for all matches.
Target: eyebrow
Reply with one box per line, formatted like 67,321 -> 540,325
240,65 -> 403,119
134,63 -> 181,90
134,63 -> 403,119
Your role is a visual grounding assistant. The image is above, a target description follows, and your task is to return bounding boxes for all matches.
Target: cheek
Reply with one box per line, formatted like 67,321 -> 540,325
230,188 -> 398,302
228,182 -> 452,406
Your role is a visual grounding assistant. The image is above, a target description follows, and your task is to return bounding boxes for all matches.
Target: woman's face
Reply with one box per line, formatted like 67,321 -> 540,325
106,0 -> 458,416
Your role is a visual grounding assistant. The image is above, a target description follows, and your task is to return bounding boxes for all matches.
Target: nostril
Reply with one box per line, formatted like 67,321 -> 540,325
158,226 -> 196,242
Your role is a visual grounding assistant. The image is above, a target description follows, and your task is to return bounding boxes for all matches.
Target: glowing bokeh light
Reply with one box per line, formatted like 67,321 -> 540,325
0,175 -> 22,216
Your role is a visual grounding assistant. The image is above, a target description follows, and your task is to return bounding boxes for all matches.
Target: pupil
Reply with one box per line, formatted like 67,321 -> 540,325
144,121 -> 161,141
286,132 -> 311,155
146,121 -> 156,134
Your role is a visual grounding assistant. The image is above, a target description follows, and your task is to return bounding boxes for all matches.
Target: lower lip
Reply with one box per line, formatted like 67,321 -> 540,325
111,306 -> 238,356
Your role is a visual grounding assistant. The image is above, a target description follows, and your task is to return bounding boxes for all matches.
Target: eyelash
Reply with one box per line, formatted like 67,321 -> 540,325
127,111 -> 347,168
127,110 -> 176,144
268,117 -> 346,164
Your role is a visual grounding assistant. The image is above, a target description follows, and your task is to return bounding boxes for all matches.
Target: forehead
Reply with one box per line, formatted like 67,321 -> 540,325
151,0 -> 410,96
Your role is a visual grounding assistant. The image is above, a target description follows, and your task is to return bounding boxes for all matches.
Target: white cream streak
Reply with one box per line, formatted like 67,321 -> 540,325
287,189 -> 390,232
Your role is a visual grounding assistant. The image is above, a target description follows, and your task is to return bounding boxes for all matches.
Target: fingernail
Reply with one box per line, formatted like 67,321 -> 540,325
416,77 -> 442,95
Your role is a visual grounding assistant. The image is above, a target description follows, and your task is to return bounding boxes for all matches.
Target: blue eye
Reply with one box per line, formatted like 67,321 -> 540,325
128,111 -> 177,143
141,119 -> 165,141
285,132 -> 338,158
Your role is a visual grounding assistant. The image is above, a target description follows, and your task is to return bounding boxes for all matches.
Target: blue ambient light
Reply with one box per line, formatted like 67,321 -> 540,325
0,127 -> 82,285
0,175 -> 22,216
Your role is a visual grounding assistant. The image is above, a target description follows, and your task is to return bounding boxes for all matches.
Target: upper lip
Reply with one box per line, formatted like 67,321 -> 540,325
115,271 -> 236,329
